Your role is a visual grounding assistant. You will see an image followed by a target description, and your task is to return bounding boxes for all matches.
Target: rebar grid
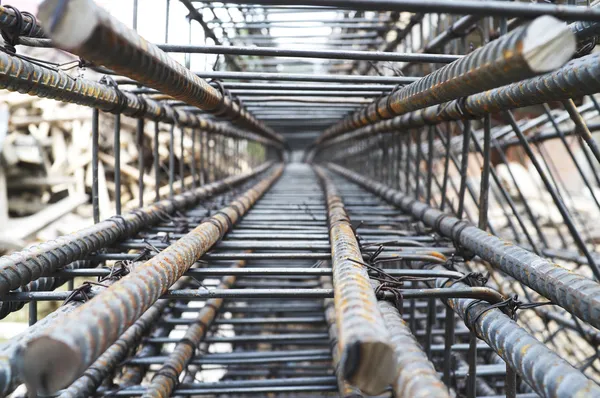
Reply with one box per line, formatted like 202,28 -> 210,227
0,0 -> 600,397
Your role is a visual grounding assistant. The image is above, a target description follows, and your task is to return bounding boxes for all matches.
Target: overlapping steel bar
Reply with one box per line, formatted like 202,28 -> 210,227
0,51 -> 280,149
38,0 -> 283,144
317,16 -> 575,144
20,165 -> 283,394
314,51 -> 600,153
0,162 -> 273,298
314,165 -> 396,394
143,269 -> 240,398
2,1 -> 600,396
327,163 -> 600,332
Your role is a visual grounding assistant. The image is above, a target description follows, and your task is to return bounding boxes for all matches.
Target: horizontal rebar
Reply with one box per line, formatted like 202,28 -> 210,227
38,0 -> 282,144
318,16 -> 575,143
20,165 -> 284,394
0,162 -> 273,297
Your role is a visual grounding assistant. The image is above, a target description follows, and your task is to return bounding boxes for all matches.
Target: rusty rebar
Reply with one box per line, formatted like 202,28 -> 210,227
378,300 -> 452,398
0,263 -> 142,397
313,165 -> 396,395
321,277 -> 365,398
0,162 -> 273,298
38,0 -> 283,144
143,267 -> 242,398
327,163 -> 600,333
19,165 -> 283,394
315,50 -> 600,154
0,50 -> 280,149
0,5 -> 44,39
317,16 -> 575,144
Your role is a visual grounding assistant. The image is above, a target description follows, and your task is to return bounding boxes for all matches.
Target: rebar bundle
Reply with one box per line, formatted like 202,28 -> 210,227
0,1 -> 600,397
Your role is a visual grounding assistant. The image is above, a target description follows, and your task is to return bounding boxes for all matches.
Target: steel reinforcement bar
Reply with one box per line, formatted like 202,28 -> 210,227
0,50 -> 280,149
327,163 -> 600,333
0,161 -> 274,298
316,15 -> 575,144
56,278 -> 191,398
377,300 -> 452,398
429,264 -> 600,397
142,268 -> 241,398
314,50 -> 600,153
19,164 -> 283,394
321,277 -> 364,398
0,5 -> 45,38
0,261 -> 145,396
37,0 -> 284,144
313,166 -> 396,395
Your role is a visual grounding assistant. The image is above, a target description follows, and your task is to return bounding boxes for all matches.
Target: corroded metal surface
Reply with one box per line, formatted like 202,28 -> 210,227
0,6 -> 45,38
38,0 -> 283,144
327,163 -> 600,335
321,277 -> 365,398
19,165 -> 283,394
0,162 -> 274,299
317,16 -> 575,143
0,51 -> 280,149
316,50 -> 600,151
313,165 -> 396,395
435,273 -> 600,397
0,263 -> 142,397
143,268 -> 241,398
378,300 -> 452,398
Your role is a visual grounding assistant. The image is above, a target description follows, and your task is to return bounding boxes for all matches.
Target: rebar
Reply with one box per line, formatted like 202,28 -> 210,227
38,0 -> 283,144
0,162 -> 273,297
318,16 -> 575,144
314,165 -> 396,395
20,165 -> 283,394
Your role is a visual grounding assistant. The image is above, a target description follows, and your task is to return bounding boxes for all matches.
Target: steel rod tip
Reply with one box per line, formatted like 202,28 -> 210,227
341,340 -> 397,395
523,16 -> 576,72
21,336 -> 82,395
38,0 -> 98,49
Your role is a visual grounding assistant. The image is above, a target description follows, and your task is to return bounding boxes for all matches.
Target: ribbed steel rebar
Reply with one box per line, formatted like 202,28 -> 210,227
316,16 -> 575,144
0,162 -> 273,297
143,269 -> 240,398
316,51 -> 600,152
433,275 -> 600,397
20,165 -> 283,394
37,0 -> 283,144
0,50 -> 279,148
0,260 -> 94,319
0,6 -> 45,38
0,263 -> 141,397
313,166 -> 396,395
377,300 -> 452,398
321,277 -> 364,398
327,163 -> 600,332
57,279 -> 189,398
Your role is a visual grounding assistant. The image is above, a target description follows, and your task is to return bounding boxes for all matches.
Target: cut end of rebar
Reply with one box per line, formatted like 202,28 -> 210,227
341,340 -> 397,395
20,336 -> 82,395
38,0 -> 99,50
523,15 -> 576,73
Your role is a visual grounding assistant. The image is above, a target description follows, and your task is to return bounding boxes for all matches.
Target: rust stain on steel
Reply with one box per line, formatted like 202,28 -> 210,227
144,261 -> 245,398
327,163 -> 600,332
0,50 -> 280,149
321,276 -> 364,398
317,17 -> 574,144
314,165 -> 396,396
319,51 -> 600,151
0,162 -> 274,298
20,165 -> 283,395
38,0 -> 282,144
378,300 -> 452,398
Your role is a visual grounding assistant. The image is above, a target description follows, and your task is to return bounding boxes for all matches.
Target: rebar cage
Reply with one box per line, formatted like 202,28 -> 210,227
1,1 -> 600,397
